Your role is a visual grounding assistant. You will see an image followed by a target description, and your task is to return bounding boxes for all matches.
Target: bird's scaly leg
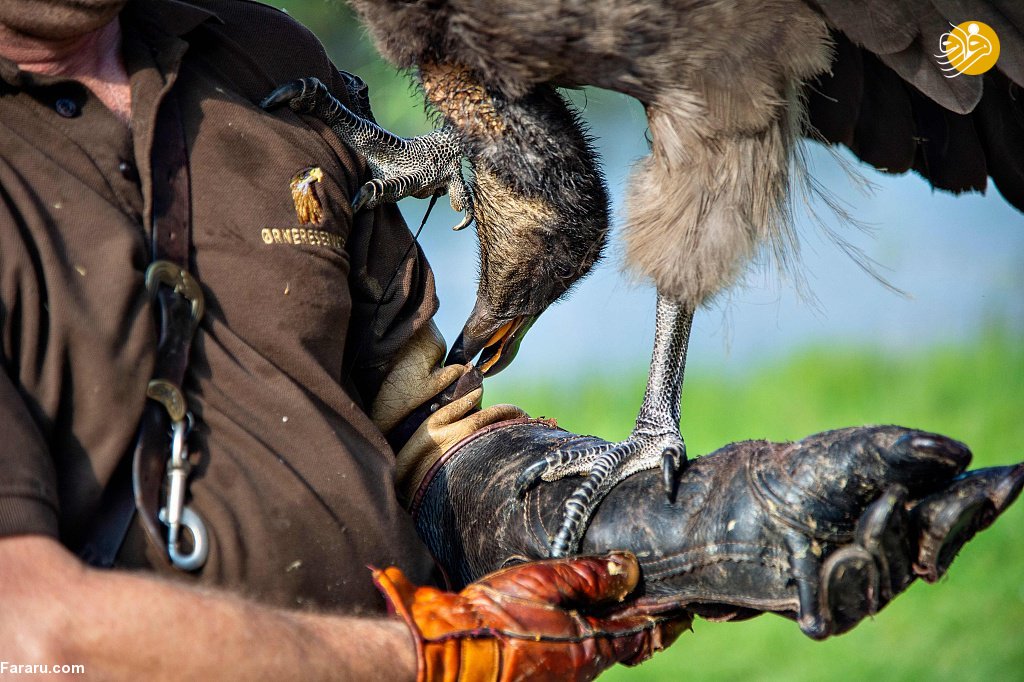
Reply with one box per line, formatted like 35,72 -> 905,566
517,292 -> 694,558
261,77 -> 474,230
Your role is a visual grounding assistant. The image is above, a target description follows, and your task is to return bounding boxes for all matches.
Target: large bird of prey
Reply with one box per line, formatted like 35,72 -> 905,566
267,0 -> 1024,557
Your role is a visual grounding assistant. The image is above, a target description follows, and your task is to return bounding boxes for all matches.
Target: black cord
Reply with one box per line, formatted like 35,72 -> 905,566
344,194 -> 440,382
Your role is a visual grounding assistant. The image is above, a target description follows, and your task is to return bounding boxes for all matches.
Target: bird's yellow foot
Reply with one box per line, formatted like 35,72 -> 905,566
261,76 -> 474,230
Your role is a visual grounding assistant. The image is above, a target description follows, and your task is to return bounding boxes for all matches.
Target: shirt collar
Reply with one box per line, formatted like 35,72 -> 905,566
0,0 -> 222,89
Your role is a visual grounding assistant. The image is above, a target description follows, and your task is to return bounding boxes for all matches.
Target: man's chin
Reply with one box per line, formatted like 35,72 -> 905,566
0,0 -> 127,40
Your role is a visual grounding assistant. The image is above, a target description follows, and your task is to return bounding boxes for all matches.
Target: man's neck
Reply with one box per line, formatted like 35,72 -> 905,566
0,19 -> 132,125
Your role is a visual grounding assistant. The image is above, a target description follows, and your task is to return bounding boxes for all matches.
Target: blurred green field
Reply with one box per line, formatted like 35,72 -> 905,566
486,330 -> 1024,681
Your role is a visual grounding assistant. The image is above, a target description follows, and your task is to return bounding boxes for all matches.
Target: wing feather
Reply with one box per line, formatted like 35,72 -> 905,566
805,32 -> 863,146
906,84 -> 988,193
973,71 -> 1024,208
850,53 -> 917,173
809,0 -> 1024,210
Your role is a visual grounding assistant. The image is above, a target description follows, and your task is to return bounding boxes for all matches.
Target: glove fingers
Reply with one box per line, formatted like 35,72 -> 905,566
432,363 -> 472,394
426,392 -> 527,434
397,393 -> 528,506
375,363 -> 468,433
426,387 -> 485,427
371,321 -> 465,433
372,565 -> 421,615
395,388 -> 483,488
476,552 -> 641,608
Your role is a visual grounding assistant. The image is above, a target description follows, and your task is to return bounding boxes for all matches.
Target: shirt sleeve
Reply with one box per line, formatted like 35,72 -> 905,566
0,366 -> 59,538
206,4 -> 443,404
344,199 -> 440,406
310,53 -> 442,403
316,64 -> 440,404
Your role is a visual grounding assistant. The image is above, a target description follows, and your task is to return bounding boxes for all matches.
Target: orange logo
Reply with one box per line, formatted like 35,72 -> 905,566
937,21 -> 1000,77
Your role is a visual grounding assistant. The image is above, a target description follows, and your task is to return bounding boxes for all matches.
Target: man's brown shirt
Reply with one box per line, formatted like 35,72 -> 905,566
0,0 -> 438,611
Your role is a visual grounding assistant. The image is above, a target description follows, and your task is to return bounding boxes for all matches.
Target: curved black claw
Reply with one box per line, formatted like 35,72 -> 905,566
352,178 -> 401,213
351,181 -> 378,214
662,444 -> 684,502
260,80 -> 306,111
662,453 -> 676,501
515,459 -> 550,499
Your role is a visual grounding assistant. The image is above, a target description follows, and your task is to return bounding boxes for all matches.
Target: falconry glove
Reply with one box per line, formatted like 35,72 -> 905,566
410,420 -> 1024,640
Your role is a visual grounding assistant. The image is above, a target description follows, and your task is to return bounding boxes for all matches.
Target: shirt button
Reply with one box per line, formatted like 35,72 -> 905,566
55,98 -> 79,118
118,160 -> 138,181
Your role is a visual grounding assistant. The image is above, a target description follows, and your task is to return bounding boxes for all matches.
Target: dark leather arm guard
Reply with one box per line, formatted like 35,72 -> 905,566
409,420 -> 1024,639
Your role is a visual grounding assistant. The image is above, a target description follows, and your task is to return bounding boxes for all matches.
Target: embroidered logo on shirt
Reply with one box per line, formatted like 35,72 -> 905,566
261,226 -> 344,250
290,166 -> 325,225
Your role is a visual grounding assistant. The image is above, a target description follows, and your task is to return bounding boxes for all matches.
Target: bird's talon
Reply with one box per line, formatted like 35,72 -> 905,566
264,75 -> 472,218
351,190 -> 369,212
352,181 -> 380,212
662,451 -> 678,502
515,459 -> 550,498
451,212 -> 474,231
259,79 -> 305,111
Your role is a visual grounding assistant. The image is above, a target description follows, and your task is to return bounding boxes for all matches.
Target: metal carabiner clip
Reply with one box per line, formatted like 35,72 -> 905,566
158,417 -> 210,572
160,504 -> 209,572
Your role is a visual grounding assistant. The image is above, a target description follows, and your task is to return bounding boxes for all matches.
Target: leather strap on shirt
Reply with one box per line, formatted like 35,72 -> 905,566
77,90 -> 204,569
134,86 -> 200,558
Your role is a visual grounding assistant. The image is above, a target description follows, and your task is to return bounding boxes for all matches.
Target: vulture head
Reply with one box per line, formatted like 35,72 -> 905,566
441,80 -> 611,376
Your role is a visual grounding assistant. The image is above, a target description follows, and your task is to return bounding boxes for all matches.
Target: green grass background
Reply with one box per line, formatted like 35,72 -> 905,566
486,330 -> 1024,681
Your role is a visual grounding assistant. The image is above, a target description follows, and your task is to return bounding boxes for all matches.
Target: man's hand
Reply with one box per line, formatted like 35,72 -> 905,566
374,551 -> 689,682
372,321 -> 525,503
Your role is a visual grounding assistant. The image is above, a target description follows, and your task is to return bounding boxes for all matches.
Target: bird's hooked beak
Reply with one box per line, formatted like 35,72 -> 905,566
446,300 -> 537,377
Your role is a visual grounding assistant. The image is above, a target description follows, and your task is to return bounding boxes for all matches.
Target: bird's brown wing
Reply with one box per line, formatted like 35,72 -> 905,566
806,0 -> 1024,210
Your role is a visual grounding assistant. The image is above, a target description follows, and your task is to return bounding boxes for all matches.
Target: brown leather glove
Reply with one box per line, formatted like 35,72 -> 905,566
395,386 -> 525,504
373,552 -> 689,682
371,321 -> 525,504
371,321 -> 468,435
